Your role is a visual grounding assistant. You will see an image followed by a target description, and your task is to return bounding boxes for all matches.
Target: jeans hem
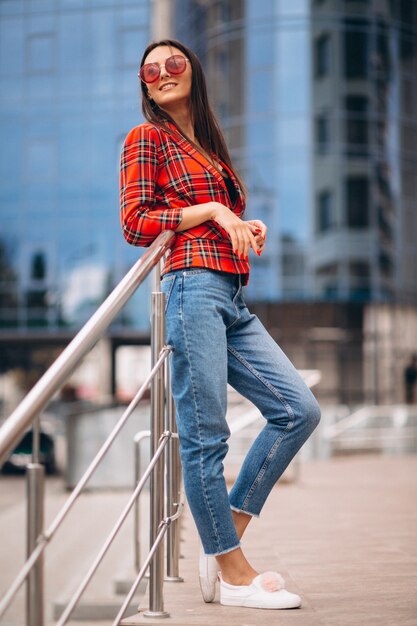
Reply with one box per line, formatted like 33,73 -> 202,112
205,542 -> 241,557
230,505 -> 260,518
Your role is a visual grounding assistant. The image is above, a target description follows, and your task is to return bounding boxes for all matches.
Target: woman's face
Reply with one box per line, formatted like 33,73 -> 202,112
143,45 -> 192,113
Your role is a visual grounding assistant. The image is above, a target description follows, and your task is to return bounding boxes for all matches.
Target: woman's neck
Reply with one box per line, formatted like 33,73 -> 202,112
161,104 -> 222,172
163,104 -> 195,142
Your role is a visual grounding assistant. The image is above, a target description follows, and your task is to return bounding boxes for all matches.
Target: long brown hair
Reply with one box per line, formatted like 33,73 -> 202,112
139,39 -> 246,197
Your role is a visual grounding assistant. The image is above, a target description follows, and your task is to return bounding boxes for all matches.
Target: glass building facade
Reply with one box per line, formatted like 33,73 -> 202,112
176,0 -> 417,303
311,0 -> 417,303
0,0 -> 151,331
1,0 -> 417,334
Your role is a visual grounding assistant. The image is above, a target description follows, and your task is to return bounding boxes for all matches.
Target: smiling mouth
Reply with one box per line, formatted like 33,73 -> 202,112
159,83 -> 177,91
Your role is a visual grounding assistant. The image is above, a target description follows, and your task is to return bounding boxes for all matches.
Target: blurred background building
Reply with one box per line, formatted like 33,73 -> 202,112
1,0 -> 417,406
175,0 -> 417,404
0,0 -> 152,332
177,0 -> 417,304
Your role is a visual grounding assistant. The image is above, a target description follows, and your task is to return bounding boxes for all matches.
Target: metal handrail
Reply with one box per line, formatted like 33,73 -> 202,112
134,430 -> 152,572
0,347 -> 171,620
0,229 -> 175,466
164,353 -> 183,582
0,230 -> 183,624
56,430 -> 176,626
113,498 -> 184,626
324,404 -> 417,439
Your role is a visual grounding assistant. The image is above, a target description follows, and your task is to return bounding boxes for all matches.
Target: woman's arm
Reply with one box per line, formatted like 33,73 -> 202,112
120,125 -> 183,247
176,202 -> 259,260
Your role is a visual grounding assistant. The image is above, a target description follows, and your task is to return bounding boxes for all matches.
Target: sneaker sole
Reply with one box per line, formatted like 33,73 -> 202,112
199,576 -> 217,603
220,595 -> 302,609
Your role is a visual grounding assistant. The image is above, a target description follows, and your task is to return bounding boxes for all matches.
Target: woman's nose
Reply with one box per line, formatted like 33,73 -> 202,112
159,64 -> 171,79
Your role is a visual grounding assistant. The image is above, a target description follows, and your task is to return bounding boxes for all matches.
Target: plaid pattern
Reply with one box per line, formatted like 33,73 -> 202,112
120,122 -> 250,283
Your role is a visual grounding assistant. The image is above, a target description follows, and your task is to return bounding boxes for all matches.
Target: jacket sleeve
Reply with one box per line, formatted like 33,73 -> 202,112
120,125 -> 183,247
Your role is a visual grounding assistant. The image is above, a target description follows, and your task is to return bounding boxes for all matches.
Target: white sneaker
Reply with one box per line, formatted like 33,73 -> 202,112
198,546 -> 219,603
220,571 -> 302,609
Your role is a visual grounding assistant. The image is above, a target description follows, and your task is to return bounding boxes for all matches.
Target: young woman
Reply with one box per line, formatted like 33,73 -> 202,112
120,39 -> 321,610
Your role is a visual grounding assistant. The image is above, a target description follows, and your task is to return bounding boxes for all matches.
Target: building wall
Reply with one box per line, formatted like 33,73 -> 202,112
2,1 -> 415,333
249,299 -> 417,405
175,0 -> 417,404
311,0 -> 417,303
363,302 -> 417,405
176,0 -> 417,304
177,0 -> 313,301
1,1 -> 416,407
0,0 -> 152,331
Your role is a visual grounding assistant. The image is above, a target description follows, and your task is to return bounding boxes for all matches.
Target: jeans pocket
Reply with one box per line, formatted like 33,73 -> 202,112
161,275 -> 176,312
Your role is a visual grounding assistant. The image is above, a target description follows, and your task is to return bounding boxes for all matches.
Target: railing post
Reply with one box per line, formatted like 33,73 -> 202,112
0,233 -> 177,623
165,359 -> 183,582
143,263 -> 169,618
26,415 -> 44,626
133,430 -> 151,574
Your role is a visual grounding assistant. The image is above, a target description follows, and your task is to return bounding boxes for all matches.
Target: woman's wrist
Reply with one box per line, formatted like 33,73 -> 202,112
174,202 -> 222,231
209,202 -> 225,221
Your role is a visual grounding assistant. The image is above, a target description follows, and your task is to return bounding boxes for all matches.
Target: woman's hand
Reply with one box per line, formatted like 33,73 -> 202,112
246,219 -> 267,256
210,203 -> 258,260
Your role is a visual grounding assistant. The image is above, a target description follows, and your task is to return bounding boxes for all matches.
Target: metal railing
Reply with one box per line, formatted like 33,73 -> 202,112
323,404 -> 417,455
0,230 -> 183,624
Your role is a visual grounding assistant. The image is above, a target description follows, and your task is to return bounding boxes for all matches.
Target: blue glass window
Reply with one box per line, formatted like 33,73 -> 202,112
315,113 -> 330,155
315,33 -> 331,78
26,33 -> 55,74
118,27 -> 146,68
26,139 -> 56,182
344,18 -> 369,79
346,177 -> 369,227
317,190 -> 334,232
345,95 -> 369,157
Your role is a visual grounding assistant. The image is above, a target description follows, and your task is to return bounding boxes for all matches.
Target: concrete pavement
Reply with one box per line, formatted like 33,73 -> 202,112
1,454 -> 416,625
123,454 -> 417,626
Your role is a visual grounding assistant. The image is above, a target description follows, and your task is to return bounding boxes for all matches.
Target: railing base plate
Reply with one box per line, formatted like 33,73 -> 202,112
142,609 -> 170,618
164,576 -> 184,583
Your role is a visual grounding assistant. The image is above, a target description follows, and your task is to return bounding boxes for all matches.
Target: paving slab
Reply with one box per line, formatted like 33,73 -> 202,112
0,475 -> 150,625
121,455 -> 417,626
2,455 -> 416,626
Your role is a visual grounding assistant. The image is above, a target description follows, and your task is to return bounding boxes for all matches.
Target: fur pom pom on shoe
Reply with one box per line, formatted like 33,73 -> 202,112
258,571 -> 285,593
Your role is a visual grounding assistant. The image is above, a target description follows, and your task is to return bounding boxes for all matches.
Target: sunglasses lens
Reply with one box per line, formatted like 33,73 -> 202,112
165,55 -> 187,75
139,55 -> 187,83
140,64 -> 160,83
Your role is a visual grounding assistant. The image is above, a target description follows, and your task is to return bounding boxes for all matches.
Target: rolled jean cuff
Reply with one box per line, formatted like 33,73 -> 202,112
230,505 -> 260,519
204,541 -> 241,557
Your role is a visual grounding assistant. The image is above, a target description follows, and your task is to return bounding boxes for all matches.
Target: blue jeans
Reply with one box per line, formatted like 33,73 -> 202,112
161,268 -> 321,556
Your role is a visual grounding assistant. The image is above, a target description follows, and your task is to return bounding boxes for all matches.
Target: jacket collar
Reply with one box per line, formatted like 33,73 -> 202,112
162,121 -> 242,202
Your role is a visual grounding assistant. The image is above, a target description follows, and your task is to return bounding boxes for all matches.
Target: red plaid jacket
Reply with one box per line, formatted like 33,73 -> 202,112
120,122 -> 250,282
